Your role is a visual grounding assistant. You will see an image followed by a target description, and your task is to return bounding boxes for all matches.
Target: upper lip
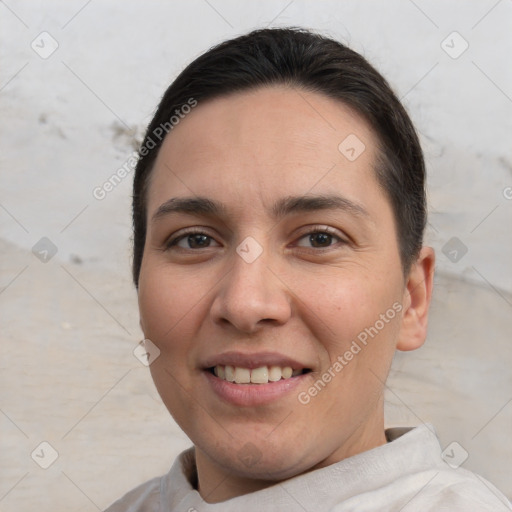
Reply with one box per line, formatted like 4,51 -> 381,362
201,351 -> 310,370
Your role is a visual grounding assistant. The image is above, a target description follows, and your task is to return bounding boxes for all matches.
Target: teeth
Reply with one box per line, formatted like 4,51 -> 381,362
212,365 -> 303,384
234,367 -> 251,384
268,365 -> 282,382
216,365 -> 225,380
282,366 -> 293,379
225,365 -> 235,382
250,366 -> 268,384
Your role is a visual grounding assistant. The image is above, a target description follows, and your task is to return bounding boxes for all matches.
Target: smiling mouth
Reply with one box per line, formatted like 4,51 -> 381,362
208,365 -> 312,384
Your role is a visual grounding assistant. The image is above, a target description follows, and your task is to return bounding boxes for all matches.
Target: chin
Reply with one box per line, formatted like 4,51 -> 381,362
208,438 -> 316,482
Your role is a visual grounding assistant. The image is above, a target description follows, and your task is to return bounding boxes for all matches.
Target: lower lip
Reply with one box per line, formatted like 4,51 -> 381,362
204,370 -> 307,407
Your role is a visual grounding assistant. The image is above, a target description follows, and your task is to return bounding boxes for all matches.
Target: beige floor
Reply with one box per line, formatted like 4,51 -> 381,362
1,237 -> 511,510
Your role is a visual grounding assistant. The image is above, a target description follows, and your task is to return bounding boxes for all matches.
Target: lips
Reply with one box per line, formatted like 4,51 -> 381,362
201,350 -> 310,372
201,351 -> 312,406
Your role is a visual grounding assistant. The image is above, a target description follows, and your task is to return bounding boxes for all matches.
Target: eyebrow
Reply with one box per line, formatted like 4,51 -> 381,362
151,194 -> 370,223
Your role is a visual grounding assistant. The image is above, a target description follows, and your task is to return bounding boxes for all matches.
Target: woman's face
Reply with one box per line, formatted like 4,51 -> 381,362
138,86 -> 411,490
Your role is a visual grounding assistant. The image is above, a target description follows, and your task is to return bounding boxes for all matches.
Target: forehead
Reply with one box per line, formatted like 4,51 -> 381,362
147,86 -> 385,219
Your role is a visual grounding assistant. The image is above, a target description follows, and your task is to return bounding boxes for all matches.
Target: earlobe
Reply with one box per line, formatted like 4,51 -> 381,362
396,246 -> 435,351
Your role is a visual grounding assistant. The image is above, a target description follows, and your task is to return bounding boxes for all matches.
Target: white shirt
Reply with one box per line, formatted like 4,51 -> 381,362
104,424 -> 512,511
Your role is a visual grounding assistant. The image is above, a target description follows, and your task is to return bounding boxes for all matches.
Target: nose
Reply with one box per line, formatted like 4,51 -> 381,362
209,248 -> 292,334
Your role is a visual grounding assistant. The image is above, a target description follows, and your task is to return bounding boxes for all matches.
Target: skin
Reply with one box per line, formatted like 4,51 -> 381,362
137,86 -> 435,503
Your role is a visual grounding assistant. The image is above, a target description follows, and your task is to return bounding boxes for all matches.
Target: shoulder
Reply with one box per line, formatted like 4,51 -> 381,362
103,475 -> 161,512
395,425 -> 512,511
333,467 -> 512,512
418,467 -> 512,511
333,425 -> 512,511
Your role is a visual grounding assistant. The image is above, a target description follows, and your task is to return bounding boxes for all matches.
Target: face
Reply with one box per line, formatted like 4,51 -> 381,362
138,86 -> 414,497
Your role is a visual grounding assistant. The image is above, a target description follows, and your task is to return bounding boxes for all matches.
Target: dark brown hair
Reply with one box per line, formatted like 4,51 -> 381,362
132,27 -> 426,287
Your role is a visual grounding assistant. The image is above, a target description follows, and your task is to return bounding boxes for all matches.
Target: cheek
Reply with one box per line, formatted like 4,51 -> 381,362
298,270 -> 401,357
138,265 -> 207,419
138,263 -> 205,343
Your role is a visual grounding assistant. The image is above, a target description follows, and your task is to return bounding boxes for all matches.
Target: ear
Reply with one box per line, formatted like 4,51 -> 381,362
396,246 -> 435,351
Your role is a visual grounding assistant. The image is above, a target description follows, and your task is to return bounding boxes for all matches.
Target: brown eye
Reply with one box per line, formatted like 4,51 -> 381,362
296,228 -> 344,249
184,234 -> 212,249
166,230 -> 220,250
308,232 -> 333,248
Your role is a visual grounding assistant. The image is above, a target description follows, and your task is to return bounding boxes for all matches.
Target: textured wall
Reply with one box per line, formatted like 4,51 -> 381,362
1,1 -> 511,509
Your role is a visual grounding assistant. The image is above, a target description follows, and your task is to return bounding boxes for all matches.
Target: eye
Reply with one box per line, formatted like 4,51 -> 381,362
166,230 -> 220,250
295,227 -> 346,249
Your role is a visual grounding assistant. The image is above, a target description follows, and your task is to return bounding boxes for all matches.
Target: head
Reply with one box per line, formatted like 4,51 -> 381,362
132,28 -> 434,501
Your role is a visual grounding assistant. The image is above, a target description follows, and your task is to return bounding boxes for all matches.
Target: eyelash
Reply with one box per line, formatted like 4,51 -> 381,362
165,226 -> 347,252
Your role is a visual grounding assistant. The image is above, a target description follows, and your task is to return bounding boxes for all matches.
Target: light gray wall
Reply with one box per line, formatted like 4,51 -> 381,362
1,1 -> 511,509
